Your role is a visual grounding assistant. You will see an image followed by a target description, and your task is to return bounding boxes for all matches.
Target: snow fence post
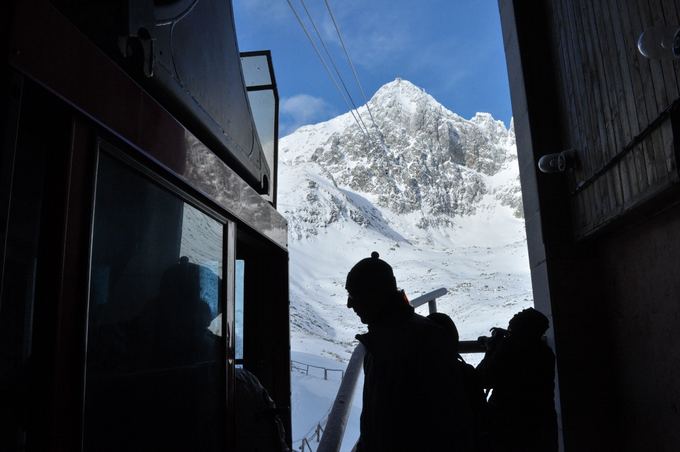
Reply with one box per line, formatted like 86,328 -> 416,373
317,343 -> 366,452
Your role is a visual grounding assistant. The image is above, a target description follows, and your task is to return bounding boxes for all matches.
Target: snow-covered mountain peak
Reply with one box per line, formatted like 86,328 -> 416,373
372,77 -> 427,98
368,78 -> 442,116
279,79 -> 521,241
470,112 -> 503,130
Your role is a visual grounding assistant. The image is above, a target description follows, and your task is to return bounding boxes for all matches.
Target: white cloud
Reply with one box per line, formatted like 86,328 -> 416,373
280,94 -> 335,135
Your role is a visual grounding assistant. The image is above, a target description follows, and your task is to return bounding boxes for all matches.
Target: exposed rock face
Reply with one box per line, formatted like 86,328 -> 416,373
279,78 -> 521,240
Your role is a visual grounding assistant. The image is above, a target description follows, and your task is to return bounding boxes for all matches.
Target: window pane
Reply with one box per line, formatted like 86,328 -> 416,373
84,151 -> 224,452
0,125 -> 46,451
241,54 -> 272,87
247,89 -> 275,179
235,259 -> 245,360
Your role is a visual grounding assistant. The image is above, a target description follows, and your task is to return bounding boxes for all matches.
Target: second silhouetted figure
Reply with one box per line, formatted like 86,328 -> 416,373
476,308 -> 557,452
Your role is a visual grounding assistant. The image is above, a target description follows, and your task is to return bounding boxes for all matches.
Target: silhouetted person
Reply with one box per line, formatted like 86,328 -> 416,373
476,308 -> 557,452
346,252 -> 468,451
428,312 -> 488,452
85,257 -> 223,452
234,367 -> 290,452
135,257 -> 223,449
142,256 -> 220,367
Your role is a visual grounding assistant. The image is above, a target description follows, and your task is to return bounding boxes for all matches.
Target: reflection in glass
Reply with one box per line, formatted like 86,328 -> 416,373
240,52 -> 279,203
638,25 -> 680,60
0,135 -> 46,451
235,259 -> 245,360
183,131 -> 288,248
247,89 -> 276,197
84,151 -> 224,452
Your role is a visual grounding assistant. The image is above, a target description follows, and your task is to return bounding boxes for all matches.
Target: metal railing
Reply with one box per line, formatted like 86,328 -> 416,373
316,343 -> 366,452
409,287 -> 448,313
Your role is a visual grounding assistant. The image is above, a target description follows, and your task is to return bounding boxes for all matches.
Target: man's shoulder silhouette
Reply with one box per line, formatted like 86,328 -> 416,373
346,252 -> 463,452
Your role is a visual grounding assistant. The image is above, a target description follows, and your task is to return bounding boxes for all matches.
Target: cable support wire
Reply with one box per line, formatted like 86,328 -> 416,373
284,0 -> 376,146
322,0 -> 382,137
298,0 -> 373,140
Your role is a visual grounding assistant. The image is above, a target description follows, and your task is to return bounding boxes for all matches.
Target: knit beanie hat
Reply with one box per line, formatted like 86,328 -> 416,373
345,252 -> 397,298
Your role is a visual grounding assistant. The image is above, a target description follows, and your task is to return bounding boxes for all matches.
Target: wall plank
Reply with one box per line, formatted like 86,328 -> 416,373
547,0 -> 680,238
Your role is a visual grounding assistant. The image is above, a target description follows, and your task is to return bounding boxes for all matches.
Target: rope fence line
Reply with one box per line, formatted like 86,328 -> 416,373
294,413 -> 330,452
291,357 -> 349,451
291,359 -> 346,381
293,407 -> 330,444
298,423 -> 325,452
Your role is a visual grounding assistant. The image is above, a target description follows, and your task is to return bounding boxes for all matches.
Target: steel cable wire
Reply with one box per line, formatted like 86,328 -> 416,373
298,0 -> 374,141
284,0 -> 373,143
322,0 -> 382,138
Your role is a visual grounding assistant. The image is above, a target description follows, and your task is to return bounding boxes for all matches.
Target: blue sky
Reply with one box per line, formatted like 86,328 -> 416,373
233,0 -> 512,136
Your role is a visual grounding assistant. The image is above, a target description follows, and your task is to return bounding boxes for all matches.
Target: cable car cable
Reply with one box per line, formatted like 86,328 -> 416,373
284,0 -> 373,143
323,0 -> 382,137
284,0 -> 368,140
298,0 -> 374,142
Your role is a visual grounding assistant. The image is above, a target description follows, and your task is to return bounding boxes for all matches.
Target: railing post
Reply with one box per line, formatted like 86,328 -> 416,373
409,287 -> 447,310
428,299 -> 437,313
324,369 -> 328,380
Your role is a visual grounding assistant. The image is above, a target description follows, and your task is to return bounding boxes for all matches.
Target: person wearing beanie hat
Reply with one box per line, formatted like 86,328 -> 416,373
346,252 -> 471,451
345,251 -> 402,325
477,308 -> 557,452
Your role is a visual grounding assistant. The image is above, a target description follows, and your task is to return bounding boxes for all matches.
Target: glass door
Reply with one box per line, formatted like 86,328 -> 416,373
83,148 -> 228,452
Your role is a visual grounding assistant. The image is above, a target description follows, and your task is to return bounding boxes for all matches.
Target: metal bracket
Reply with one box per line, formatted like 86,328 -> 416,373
117,0 -> 156,78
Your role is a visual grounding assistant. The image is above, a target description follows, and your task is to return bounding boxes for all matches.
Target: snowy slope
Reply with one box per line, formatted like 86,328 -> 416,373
279,79 -> 532,450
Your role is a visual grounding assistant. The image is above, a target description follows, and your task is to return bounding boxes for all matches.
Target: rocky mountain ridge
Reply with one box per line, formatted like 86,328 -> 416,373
279,78 -> 521,240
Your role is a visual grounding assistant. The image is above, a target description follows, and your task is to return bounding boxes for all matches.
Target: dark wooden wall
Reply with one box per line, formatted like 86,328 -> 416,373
598,202 -> 680,451
550,0 -> 680,238
500,0 -> 680,451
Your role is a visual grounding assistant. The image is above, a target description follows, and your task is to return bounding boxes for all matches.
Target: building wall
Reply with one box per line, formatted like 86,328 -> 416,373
499,0 -> 680,450
598,202 -> 680,451
549,0 -> 680,238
